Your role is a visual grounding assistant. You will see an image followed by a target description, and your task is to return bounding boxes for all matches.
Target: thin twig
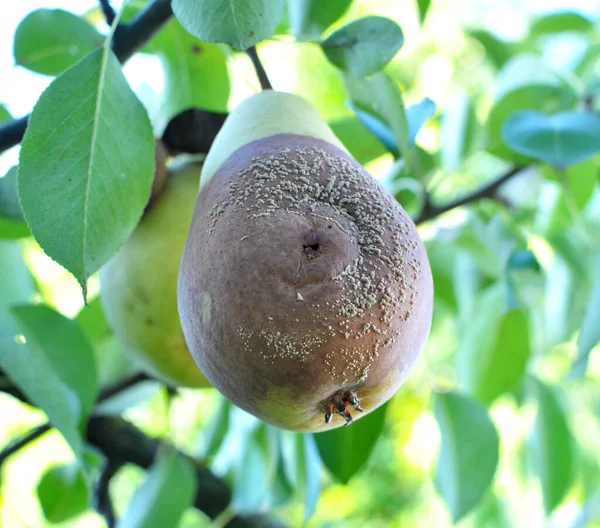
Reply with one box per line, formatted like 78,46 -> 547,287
98,372 -> 152,403
414,165 -> 527,225
0,0 -> 173,153
99,0 -> 117,26
246,46 -> 273,90
0,423 -> 51,466
94,459 -> 122,528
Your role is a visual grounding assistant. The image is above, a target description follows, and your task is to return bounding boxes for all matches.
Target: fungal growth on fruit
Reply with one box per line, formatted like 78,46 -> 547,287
178,91 -> 433,432
100,158 -> 210,389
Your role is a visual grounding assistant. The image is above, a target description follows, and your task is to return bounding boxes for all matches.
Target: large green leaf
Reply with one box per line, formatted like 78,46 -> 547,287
487,85 -> 578,163
116,448 -> 197,528
149,19 -> 230,117
11,304 -> 98,424
458,284 -> 530,404
502,111 -> 600,168
571,251 -> 600,376
172,0 -> 285,50
37,463 -> 90,523
434,391 -> 500,522
18,47 -> 155,298
528,377 -> 574,513
313,402 -> 388,483
288,0 -> 353,37
322,16 -> 404,78
530,10 -> 593,37
13,9 -> 103,76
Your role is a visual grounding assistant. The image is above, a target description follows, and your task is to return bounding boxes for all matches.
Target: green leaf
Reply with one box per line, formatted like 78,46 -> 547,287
230,427 -> 270,513
559,159 -> 598,210
302,434 -> 321,523
0,167 -> 24,221
172,0 -> 286,50
149,19 -> 230,117
434,391 -> 500,522
313,402 -> 388,483
345,72 -> 410,161
75,298 -> 137,389
571,251 -> 600,376
328,116 -> 388,165
347,101 -> 398,156
0,338 -> 83,462
416,0 -> 432,24
530,10 -> 593,37
37,463 -> 90,523
441,92 -> 481,170
458,284 -> 530,404
0,217 -> 30,240
18,47 -> 155,298
487,84 -> 578,163
117,448 -> 197,528
13,9 -> 103,76
199,396 -> 232,459
406,97 -> 436,146
11,304 -> 98,424
321,16 -> 404,78
0,104 -> 11,124
466,29 -> 514,69
75,297 -> 111,346
0,167 -> 30,239
0,240 -> 35,335
288,0 -> 353,37
502,111 -> 600,168
528,377 -> 574,513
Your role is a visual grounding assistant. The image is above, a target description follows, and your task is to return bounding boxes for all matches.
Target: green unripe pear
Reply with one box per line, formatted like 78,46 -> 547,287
100,161 -> 210,388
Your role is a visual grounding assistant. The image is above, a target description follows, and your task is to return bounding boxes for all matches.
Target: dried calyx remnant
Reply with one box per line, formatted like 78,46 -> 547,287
178,92 -> 433,433
324,389 -> 364,425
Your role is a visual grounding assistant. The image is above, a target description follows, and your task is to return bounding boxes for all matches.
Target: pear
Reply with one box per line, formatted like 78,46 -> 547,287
100,160 -> 210,388
178,91 -> 433,431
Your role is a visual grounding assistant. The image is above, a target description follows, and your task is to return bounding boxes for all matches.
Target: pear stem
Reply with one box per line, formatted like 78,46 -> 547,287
246,46 -> 273,91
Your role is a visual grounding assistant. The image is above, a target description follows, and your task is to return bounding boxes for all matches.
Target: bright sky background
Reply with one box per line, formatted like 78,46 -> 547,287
1,0 -> 599,176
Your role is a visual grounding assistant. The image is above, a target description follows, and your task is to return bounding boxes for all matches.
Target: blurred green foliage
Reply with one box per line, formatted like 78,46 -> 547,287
1,0 -> 600,527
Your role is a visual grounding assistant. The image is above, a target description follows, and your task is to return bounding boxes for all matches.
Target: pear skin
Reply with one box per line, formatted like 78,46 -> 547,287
101,162 -> 210,388
200,90 -> 347,188
179,92 -> 433,430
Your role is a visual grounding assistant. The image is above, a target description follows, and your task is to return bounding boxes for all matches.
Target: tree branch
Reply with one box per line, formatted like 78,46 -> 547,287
98,372 -> 152,402
246,46 -> 273,91
0,0 -> 173,154
0,423 -> 51,466
94,459 -> 122,528
99,0 -> 117,26
414,165 -> 527,225
87,417 -> 286,528
0,374 -> 286,527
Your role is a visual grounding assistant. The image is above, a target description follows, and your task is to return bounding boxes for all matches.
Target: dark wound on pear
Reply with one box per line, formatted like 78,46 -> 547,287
178,134 -> 433,432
